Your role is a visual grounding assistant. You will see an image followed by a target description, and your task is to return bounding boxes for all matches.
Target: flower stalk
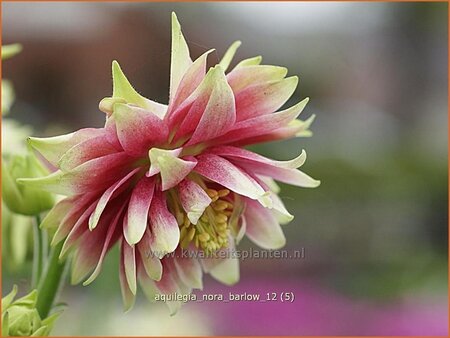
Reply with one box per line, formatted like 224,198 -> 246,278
32,215 -> 46,288
35,241 -> 66,319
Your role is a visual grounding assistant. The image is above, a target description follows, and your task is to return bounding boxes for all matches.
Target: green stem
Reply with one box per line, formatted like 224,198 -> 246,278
32,215 -> 46,288
35,241 -> 66,318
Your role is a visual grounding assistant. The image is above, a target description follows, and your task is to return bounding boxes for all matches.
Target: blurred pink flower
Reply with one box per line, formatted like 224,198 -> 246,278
20,13 -> 319,312
202,278 -> 448,336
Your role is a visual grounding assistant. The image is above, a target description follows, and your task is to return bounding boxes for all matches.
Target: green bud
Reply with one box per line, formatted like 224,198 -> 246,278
2,80 -> 15,115
2,151 -> 54,216
2,203 -> 33,270
1,286 -> 62,337
2,44 -> 22,60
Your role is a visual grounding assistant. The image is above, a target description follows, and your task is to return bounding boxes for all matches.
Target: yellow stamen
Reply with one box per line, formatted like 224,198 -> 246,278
178,187 -> 235,253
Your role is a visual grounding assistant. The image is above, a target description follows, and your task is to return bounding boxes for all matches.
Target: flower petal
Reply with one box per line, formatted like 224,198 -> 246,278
58,133 -> 119,171
178,179 -> 211,224
234,55 -> 262,68
233,114 -> 316,146
205,238 -> 239,286
18,152 -> 132,195
28,128 -> 105,167
227,64 -> 288,93
174,252 -> 203,289
103,61 -> 167,119
40,195 -> 76,229
212,98 -> 309,145
168,50 -> 213,113
154,259 -> 190,315
210,145 -> 306,169
186,68 -> 236,146
170,12 -> 192,103
149,191 -> 180,258
89,168 -> 140,231
234,76 -> 298,121
119,239 -> 136,312
137,229 -> 163,281
170,66 -> 236,145
50,193 -> 97,245
60,199 -> 98,259
148,148 -> 197,191
137,261 -> 160,301
83,202 -> 126,285
244,199 -> 286,250
218,40 -> 241,72
70,207 -> 111,284
113,103 -> 168,156
123,240 -> 137,295
124,176 -> 155,245
194,153 -> 272,207
210,146 -> 320,188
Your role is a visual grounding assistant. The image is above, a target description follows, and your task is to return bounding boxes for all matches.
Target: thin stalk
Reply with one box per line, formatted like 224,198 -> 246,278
35,241 -> 66,318
32,215 -> 46,288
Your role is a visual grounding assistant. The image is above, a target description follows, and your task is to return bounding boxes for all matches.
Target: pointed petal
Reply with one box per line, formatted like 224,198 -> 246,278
1,285 -> 18,310
62,200 -> 98,262
149,192 -> 180,258
58,133 -> 119,171
18,152 -> 132,195
212,98 -> 309,145
89,168 -> 139,230
209,258 -> 240,286
234,76 -> 298,121
232,114 -> 316,146
178,179 -> 211,224
83,202 -> 126,285
109,61 -> 167,118
170,12 -> 192,103
123,240 -> 137,295
70,205 -> 112,284
207,238 -> 239,285
219,40 -> 241,72
137,229 -> 163,281
40,196 -> 73,229
138,263 -> 160,301
228,194 -> 246,244
244,199 -> 286,249
271,192 -> 294,224
124,177 -> 155,245
119,240 -> 136,312
50,193 -> 97,245
28,128 -> 105,167
174,253 -> 203,289
186,67 -> 236,146
234,55 -> 262,68
172,66 -> 236,146
168,50 -> 213,112
210,145 -> 306,169
194,153 -> 272,207
227,64 -> 288,93
154,258 -> 190,315
148,148 -> 197,191
210,146 -> 320,188
113,103 -> 168,156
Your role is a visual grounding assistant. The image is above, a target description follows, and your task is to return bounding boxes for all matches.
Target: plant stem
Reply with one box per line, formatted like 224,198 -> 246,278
32,215 -> 46,288
35,240 -> 66,318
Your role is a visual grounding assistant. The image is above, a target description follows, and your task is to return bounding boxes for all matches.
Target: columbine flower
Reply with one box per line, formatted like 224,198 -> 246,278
20,13 -> 319,313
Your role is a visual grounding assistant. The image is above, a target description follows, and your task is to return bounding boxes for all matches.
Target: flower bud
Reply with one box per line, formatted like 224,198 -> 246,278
1,202 -> 33,270
2,151 -> 54,216
1,286 -> 61,337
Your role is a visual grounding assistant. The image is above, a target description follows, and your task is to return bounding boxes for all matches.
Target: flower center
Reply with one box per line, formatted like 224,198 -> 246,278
179,188 -> 233,253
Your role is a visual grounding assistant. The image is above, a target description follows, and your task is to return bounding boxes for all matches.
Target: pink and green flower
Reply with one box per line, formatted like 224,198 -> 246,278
20,13 -> 319,313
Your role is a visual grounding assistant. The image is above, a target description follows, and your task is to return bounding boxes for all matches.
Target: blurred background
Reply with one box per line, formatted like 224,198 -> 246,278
2,1 -> 448,336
